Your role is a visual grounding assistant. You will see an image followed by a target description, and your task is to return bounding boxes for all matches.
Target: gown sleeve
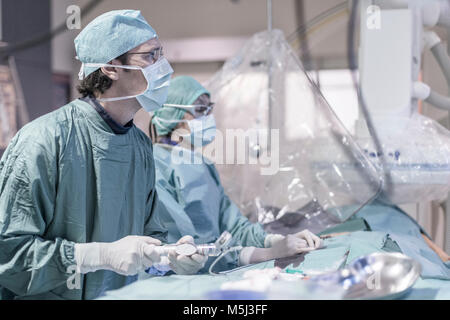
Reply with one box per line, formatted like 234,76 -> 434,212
0,135 -> 76,296
143,188 -> 169,244
208,164 -> 267,248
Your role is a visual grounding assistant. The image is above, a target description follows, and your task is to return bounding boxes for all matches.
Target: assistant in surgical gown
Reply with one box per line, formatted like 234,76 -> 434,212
0,98 -> 167,300
153,143 -> 266,272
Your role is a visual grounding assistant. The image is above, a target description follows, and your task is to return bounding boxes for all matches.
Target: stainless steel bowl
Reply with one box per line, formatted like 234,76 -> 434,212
308,252 -> 421,300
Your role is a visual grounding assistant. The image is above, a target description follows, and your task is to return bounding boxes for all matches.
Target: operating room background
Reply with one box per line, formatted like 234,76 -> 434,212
0,0 -> 447,248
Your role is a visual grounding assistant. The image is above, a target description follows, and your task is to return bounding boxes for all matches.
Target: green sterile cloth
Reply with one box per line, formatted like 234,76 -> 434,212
287,246 -> 351,274
382,237 -> 402,253
318,218 -> 370,236
403,278 -> 450,300
100,261 -> 275,300
345,231 -> 388,263
285,231 -> 390,274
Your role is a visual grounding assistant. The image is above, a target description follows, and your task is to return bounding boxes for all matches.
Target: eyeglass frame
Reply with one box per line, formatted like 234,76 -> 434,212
127,47 -> 164,65
163,103 -> 215,118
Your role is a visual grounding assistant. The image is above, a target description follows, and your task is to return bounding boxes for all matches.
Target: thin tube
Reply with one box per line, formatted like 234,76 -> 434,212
430,43 -> 450,86
425,90 -> 450,111
209,246 -> 243,275
348,0 -> 390,199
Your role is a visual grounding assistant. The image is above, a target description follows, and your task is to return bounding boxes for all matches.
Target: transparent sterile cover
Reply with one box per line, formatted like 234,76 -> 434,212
204,30 -> 382,233
356,113 -> 450,204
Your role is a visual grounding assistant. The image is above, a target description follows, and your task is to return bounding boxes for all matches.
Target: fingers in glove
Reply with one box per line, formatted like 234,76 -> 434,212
168,251 -> 196,268
177,235 -> 194,245
168,253 -> 187,274
177,254 -> 201,269
169,257 -> 198,275
312,234 -> 323,248
143,244 -> 161,266
168,250 -> 177,263
297,230 -> 314,248
190,253 -> 208,265
298,247 -> 316,253
292,238 -> 311,253
297,238 -> 308,248
141,237 -> 162,246
169,262 -> 189,275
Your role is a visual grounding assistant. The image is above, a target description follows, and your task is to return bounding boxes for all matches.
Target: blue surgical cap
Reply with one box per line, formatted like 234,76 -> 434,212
152,76 -> 210,136
75,9 -> 157,79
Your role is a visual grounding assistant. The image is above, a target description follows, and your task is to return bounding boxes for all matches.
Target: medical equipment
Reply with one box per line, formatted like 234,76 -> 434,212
154,231 -> 234,257
221,252 -> 420,300
352,0 -> 450,206
309,252 -> 421,299
351,0 -> 450,253
152,231 -> 244,276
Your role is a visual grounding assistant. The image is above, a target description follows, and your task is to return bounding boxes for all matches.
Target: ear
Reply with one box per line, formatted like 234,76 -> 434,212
100,63 -> 120,81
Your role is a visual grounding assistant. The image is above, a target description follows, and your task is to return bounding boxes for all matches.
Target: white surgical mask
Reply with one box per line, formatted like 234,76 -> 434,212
80,57 -> 174,112
154,114 -> 217,147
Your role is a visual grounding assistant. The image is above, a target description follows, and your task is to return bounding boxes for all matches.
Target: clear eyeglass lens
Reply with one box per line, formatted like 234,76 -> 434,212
193,103 -> 215,116
150,48 -> 163,62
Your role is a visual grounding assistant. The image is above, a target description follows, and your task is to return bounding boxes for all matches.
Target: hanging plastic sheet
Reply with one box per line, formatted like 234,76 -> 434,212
356,113 -> 450,204
204,30 -> 382,233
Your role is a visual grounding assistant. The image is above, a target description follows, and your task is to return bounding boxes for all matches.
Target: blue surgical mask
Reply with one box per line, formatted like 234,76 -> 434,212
81,57 -> 173,112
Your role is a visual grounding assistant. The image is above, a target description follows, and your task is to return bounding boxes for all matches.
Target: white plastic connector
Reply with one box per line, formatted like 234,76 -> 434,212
423,31 -> 441,50
412,81 -> 431,100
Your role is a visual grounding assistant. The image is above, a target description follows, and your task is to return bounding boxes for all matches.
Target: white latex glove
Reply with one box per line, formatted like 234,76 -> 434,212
168,235 -> 208,275
293,229 -> 322,249
74,235 -> 162,276
263,230 -> 322,259
269,234 -> 314,259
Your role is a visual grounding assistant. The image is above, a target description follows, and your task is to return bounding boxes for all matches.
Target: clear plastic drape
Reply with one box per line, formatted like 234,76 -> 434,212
204,30 -> 382,234
357,113 -> 450,204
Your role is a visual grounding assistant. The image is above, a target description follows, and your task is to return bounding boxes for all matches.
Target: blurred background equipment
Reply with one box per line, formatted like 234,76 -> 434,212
0,0 -> 102,157
0,64 -> 17,150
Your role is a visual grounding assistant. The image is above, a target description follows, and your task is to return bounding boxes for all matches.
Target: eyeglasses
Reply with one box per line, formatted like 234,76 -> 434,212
163,103 -> 215,117
128,47 -> 164,64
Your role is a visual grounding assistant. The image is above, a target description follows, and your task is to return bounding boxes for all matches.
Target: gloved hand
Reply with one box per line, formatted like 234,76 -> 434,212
168,235 -> 208,275
293,229 -> 322,249
266,229 -> 322,259
74,235 -> 162,276
269,234 -> 313,259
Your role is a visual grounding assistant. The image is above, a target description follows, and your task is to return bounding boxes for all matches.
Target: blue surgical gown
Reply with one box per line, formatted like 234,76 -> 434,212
0,99 -> 167,299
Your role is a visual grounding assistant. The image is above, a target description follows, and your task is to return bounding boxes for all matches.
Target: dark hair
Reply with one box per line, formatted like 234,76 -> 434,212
77,53 -> 129,98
